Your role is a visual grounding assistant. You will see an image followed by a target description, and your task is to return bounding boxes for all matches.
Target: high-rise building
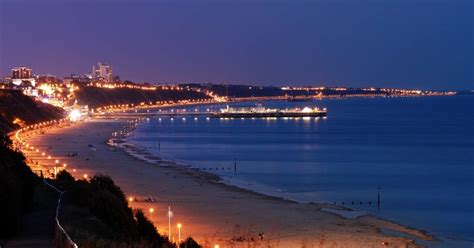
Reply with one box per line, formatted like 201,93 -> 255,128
11,66 -> 35,86
92,62 -> 113,82
12,67 -> 32,79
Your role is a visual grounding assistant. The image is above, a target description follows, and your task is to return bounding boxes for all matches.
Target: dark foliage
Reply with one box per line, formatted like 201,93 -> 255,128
0,89 -> 64,133
0,134 -> 37,237
181,84 -> 284,98
56,171 -> 183,247
69,86 -> 211,109
179,237 -> 202,248
89,186 -> 138,241
90,175 -> 129,208
135,209 -> 158,241
56,169 -> 75,189
67,179 -> 91,207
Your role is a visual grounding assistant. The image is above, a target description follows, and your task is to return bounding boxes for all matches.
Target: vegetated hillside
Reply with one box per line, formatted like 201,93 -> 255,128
69,86 -> 212,109
55,171 -> 200,247
181,83 -> 398,98
181,83 -> 319,98
0,90 -> 65,133
0,134 -> 38,239
182,84 -> 285,98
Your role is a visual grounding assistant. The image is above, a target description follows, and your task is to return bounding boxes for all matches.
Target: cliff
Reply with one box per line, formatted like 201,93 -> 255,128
0,90 -> 64,133
68,86 -> 211,109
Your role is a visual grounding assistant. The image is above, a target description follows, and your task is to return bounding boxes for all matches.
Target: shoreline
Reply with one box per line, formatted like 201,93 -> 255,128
20,115 -> 437,247
117,116 -> 436,238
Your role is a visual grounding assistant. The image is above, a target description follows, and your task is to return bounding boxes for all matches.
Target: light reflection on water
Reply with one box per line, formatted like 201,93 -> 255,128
128,96 -> 474,242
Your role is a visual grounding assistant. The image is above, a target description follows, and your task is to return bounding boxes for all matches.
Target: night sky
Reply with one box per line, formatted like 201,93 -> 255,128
1,0 -> 472,89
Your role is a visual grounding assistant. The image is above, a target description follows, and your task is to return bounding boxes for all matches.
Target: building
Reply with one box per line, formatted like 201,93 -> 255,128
92,62 -> 113,82
11,66 -> 35,86
63,74 -> 92,85
36,74 -> 60,84
12,67 -> 32,79
0,76 -> 11,84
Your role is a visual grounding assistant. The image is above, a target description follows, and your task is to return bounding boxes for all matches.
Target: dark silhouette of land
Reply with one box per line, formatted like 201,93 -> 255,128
6,183 -> 57,248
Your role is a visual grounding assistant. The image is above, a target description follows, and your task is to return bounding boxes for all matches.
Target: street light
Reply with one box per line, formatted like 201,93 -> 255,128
177,223 -> 182,242
149,208 -> 154,217
214,245 -> 219,248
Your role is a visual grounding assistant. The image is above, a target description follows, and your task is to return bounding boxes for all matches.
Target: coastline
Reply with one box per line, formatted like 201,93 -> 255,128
21,116 -> 435,247
116,116 -> 437,241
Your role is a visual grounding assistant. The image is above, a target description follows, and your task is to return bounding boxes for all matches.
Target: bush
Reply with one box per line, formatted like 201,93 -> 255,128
179,237 -> 201,248
56,170 -> 75,189
0,133 -> 37,237
68,179 -> 92,207
135,209 -> 158,240
54,171 -> 196,248
88,187 -> 138,241
90,174 -> 129,208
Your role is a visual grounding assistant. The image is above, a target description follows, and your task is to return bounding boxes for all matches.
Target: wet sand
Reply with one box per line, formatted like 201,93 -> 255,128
22,118 -> 434,248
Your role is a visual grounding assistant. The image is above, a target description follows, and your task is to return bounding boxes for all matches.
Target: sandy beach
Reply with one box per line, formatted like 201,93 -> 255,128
21,117 -> 434,248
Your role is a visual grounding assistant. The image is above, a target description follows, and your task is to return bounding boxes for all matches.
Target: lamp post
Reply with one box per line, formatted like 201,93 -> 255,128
53,159 -> 59,178
177,223 -> 182,242
149,207 -> 154,216
167,206 -> 173,238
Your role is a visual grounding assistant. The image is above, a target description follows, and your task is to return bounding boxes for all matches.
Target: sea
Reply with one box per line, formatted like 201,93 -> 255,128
127,95 -> 474,246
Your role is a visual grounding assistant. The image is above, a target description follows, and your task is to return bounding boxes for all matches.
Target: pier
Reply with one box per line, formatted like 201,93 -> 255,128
212,105 -> 327,118
94,106 -> 328,119
211,111 -> 326,118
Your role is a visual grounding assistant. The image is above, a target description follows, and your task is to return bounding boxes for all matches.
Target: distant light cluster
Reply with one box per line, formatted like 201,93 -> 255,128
281,86 -> 456,96
86,82 -> 158,91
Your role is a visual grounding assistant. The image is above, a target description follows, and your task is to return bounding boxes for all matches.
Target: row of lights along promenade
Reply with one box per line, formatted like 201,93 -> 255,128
10,99 -> 241,247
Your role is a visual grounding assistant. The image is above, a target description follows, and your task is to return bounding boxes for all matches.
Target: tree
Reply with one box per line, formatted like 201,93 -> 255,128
0,133 -> 37,237
179,237 -> 201,248
56,169 -> 75,190
135,209 -> 158,240
88,188 -> 138,241
90,174 -> 129,207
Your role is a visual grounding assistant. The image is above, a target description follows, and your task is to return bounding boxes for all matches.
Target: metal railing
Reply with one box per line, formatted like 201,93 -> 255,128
43,180 -> 79,248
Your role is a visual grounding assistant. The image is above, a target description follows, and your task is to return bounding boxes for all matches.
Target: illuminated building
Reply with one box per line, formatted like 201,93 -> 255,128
92,62 -> 113,82
11,66 -> 35,86
12,66 -> 32,79
63,74 -> 92,85
36,74 -> 60,84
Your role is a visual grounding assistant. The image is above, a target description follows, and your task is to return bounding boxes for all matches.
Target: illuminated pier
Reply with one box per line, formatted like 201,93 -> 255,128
93,104 -> 327,118
211,105 -> 327,118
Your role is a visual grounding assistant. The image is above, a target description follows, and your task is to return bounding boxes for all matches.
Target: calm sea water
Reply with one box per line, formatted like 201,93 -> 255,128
128,96 -> 474,243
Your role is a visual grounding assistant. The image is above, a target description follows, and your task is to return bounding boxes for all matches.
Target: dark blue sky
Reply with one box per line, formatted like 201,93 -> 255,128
1,0 -> 472,89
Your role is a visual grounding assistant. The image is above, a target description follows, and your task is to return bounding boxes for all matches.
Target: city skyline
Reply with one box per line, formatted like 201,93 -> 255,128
1,0 -> 472,90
